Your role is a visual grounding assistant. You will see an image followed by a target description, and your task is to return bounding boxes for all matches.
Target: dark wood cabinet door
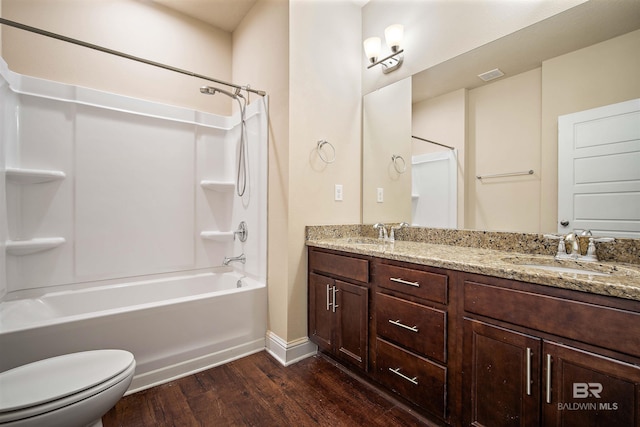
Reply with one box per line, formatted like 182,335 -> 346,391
463,319 -> 541,427
308,272 -> 333,353
543,340 -> 640,427
335,279 -> 368,370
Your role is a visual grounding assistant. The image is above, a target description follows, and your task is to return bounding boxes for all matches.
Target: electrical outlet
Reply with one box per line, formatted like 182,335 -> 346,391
377,187 -> 384,203
335,184 -> 343,201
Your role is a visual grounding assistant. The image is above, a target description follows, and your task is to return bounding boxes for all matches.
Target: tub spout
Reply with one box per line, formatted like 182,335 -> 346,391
223,253 -> 246,265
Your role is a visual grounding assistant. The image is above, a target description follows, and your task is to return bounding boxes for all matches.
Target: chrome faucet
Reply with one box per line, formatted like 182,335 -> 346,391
373,223 -> 388,240
545,231 -> 614,262
567,229 -> 591,259
389,222 -> 409,242
223,253 -> 246,265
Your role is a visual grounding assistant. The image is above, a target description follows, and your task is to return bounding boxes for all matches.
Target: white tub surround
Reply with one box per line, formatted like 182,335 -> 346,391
0,59 -> 268,391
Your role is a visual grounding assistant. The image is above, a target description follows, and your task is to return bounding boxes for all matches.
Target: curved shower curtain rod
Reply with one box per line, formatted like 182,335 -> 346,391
0,18 -> 267,98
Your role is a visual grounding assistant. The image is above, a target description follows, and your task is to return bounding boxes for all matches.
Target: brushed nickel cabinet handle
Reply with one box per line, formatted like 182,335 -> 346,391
326,284 -> 331,311
389,319 -> 419,333
526,347 -> 532,396
390,277 -> 420,287
546,354 -> 552,404
332,286 -> 339,313
388,367 -> 418,385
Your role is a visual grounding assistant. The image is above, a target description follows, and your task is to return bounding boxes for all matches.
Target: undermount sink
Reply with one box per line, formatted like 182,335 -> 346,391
520,263 -> 611,277
339,238 -> 389,247
502,255 -> 618,277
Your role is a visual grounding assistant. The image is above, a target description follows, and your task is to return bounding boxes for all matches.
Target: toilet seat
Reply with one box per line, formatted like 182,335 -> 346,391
0,350 -> 135,424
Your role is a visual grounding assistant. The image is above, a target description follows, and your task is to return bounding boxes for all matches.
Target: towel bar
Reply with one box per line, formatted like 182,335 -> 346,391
476,169 -> 534,180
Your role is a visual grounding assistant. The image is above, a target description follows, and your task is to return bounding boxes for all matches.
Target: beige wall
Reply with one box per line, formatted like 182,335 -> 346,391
234,0 -> 364,347
540,29 -> 640,233
287,0 -> 362,342
363,78 -> 412,224
468,68 -> 542,232
411,69 -> 542,234
412,88 -> 467,228
233,0 -> 290,340
1,0 -> 232,114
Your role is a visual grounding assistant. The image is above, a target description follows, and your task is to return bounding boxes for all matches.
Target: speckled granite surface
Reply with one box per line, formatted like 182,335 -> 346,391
306,225 -> 640,302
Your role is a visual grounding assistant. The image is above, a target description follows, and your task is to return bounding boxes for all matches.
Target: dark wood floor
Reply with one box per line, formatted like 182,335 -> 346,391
103,351 -> 433,426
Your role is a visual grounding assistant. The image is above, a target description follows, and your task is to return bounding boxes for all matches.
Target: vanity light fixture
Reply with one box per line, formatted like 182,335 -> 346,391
364,24 -> 404,74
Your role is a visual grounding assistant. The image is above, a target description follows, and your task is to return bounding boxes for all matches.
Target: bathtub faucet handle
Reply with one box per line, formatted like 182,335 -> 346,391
223,253 -> 246,266
234,221 -> 248,242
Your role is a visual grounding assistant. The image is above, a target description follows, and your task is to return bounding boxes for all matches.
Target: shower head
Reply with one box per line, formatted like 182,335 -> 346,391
199,85 -> 243,99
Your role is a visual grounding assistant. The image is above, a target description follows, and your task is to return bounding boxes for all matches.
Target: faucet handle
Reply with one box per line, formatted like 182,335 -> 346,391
543,234 -> 562,240
234,221 -> 248,242
389,222 -> 410,242
373,223 -> 387,240
544,234 -> 570,259
581,237 -> 615,262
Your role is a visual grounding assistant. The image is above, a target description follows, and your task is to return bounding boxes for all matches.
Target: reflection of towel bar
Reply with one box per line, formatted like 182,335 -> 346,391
317,140 -> 336,164
476,169 -> 534,180
391,155 -> 406,174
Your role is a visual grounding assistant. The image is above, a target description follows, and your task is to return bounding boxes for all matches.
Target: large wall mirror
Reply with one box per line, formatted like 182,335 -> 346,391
362,1 -> 640,237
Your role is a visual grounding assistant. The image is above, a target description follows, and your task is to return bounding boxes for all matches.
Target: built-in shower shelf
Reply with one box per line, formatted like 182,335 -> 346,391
6,168 -> 66,184
200,180 -> 235,192
200,231 -> 234,242
6,237 -> 66,256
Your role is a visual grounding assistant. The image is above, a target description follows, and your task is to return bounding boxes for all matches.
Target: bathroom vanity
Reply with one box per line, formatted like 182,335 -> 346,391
306,227 -> 640,427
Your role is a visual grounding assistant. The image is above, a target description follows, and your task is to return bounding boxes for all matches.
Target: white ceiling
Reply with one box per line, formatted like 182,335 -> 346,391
153,0 -> 259,32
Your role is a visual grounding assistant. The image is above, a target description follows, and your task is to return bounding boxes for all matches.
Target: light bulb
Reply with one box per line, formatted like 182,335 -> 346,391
363,36 -> 381,63
385,24 -> 403,52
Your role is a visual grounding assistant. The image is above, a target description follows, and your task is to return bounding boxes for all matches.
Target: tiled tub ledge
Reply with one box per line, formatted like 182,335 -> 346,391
305,225 -> 640,302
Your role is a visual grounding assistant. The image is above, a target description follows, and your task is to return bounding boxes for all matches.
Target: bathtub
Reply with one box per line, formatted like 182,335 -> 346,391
0,270 -> 267,393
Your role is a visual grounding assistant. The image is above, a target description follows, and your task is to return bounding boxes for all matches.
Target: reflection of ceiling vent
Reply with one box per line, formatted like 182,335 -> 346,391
478,68 -> 505,82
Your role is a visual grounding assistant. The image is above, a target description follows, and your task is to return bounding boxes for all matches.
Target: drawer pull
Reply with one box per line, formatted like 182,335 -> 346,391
390,277 -> 420,287
332,286 -> 339,313
389,319 -> 419,333
388,367 -> 418,385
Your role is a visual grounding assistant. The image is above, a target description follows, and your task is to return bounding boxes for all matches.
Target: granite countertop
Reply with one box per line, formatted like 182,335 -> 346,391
306,236 -> 640,302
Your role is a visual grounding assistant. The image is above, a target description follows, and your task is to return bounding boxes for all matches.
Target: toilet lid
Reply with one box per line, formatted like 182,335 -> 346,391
0,349 -> 135,413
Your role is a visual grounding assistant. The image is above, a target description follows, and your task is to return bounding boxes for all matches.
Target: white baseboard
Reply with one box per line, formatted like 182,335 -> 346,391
265,330 -> 317,366
127,338 -> 266,394
127,332 -> 317,394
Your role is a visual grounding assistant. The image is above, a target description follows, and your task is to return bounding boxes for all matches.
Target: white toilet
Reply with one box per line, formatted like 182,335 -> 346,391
0,350 -> 135,427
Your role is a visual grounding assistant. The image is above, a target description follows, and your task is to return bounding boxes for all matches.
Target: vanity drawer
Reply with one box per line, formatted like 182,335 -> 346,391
463,280 -> 640,357
376,338 -> 447,420
309,249 -> 369,283
377,263 -> 448,304
376,292 -> 447,363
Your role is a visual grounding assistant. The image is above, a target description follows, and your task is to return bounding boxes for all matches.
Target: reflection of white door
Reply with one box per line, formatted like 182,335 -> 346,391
558,98 -> 640,237
411,150 -> 457,228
